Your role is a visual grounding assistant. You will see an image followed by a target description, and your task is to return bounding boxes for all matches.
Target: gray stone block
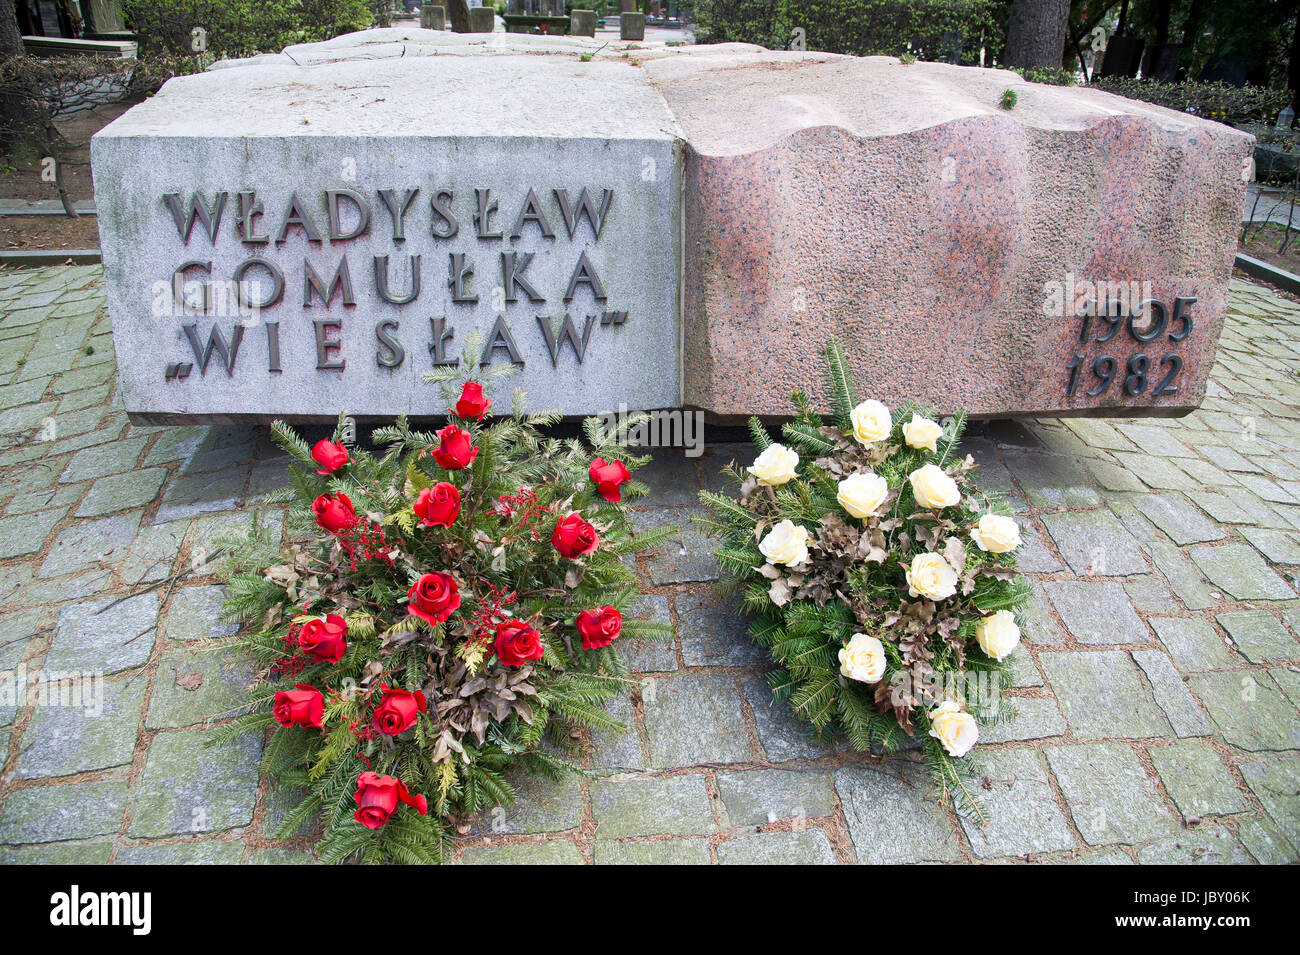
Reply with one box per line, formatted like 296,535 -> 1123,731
570,10 -> 596,37
1188,671 -> 1300,751
1149,739 -> 1247,820
674,590 -> 764,667
420,5 -> 445,30
590,775 -> 716,838
1131,649 -> 1213,737
959,748 -> 1075,859
593,837 -> 709,864
1040,651 -> 1171,739
619,12 -> 645,40
1039,509 -> 1147,576
1042,581 -> 1147,645
835,762 -> 962,864
642,671 -> 752,767
717,828 -> 834,864
715,768 -> 836,827
0,776 -> 128,844
128,728 -> 262,838
1134,827 -> 1254,865
743,673 -> 835,761
47,592 -> 158,675
16,675 -> 147,778
1045,742 -> 1179,846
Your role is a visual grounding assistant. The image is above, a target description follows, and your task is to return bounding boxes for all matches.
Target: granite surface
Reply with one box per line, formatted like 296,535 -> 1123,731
92,29 -> 1251,422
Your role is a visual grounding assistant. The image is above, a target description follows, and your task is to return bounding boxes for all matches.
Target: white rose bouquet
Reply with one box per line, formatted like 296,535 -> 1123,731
698,340 -> 1030,819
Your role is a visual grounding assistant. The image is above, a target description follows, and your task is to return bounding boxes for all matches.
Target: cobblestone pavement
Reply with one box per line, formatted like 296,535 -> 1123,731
1,265 -> 1298,865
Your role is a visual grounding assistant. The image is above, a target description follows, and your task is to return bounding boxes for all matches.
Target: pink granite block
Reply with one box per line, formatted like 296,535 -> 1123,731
647,53 -> 1252,419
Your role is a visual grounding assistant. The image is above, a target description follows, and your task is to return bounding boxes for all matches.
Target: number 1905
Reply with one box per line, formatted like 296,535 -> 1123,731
1065,296 -> 1194,399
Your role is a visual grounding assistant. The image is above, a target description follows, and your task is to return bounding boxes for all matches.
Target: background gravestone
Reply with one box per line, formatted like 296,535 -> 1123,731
420,5 -> 445,30
571,10 -> 596,38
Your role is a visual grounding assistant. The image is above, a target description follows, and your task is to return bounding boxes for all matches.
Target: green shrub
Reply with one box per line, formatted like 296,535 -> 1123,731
122,0 -> 374,61
1010,65 -> 1073,86
695,0 -> 998,65
1090,77 -> 1289,127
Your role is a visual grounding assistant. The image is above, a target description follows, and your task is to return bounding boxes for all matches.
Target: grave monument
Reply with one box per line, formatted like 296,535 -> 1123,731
90,29 -> 1253,424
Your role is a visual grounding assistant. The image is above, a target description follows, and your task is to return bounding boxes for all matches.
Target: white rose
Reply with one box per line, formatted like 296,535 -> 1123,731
906,552 -> 958,601
970,513 -> 1021,554
837,472 -> 889,520
975,610 -> 1021,661
908,463 -> 961,510
759,519 -> 809,567
747,443 -> 799,486
849,399 -> 892,445
902,413 -> 944,453
928,701 -> 978,757
838,632 -> 887,684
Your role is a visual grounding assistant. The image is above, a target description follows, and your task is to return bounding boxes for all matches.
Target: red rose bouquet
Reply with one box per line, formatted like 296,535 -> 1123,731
212,348 -> 673,863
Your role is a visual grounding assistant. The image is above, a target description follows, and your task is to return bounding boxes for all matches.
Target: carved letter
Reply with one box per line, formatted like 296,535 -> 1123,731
163,192 -> 227,244
326,189 -> 371,241
431,189 -> 458,238
171,260 -> 211,315
303,256 -> 357,307
376,321 -> 405,368
482,315 -> 524,367
429,317 -> 456,367
314,319 -> 345,370
536,313 -> 596,367
276,193 -> 323,243
182,322 -> 244,376
236,191 -> 268,244
265,321 -> 282,373
375,254 -> 421,305
563,251 -> 607,302
501,251 -> 545,304
474,188 -> 502,239
553,188 -> 612,240
510,188 -> 555,239
448,253 -> 477,303
232,258 -> 285,310
377,188 -> 420,241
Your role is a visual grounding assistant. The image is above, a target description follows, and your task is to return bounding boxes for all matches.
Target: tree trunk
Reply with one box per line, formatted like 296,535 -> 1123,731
1,0 -> 37,154
621,0 -> 636,13
1003,0 -> 1071,69
1,0 -> 24,58
1289,11 -> 1300,128
447,0 -> 470,32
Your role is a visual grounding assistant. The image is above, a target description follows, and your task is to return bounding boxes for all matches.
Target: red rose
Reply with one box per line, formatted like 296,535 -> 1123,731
298,613 -> 348,663
273,684 -> 324,728
311,439 -> 349,475
407,571 -> 461,625
372,684 -> 426,735
455,381 -> 491,420
352,771 -> 428,830
414,482 -> 460,528
431,424 -> 478,470
576,606 -> 622,650
588,457 -> 632,503
551,512 -> 599,558
494,619 -> 544,666
313,492 -> 358,534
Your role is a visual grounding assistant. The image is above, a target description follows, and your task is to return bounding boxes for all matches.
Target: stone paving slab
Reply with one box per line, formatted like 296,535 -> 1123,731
0,266 -> 1298,863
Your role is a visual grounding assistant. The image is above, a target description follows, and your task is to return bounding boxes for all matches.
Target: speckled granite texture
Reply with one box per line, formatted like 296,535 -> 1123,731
645,51 -> 1253,419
